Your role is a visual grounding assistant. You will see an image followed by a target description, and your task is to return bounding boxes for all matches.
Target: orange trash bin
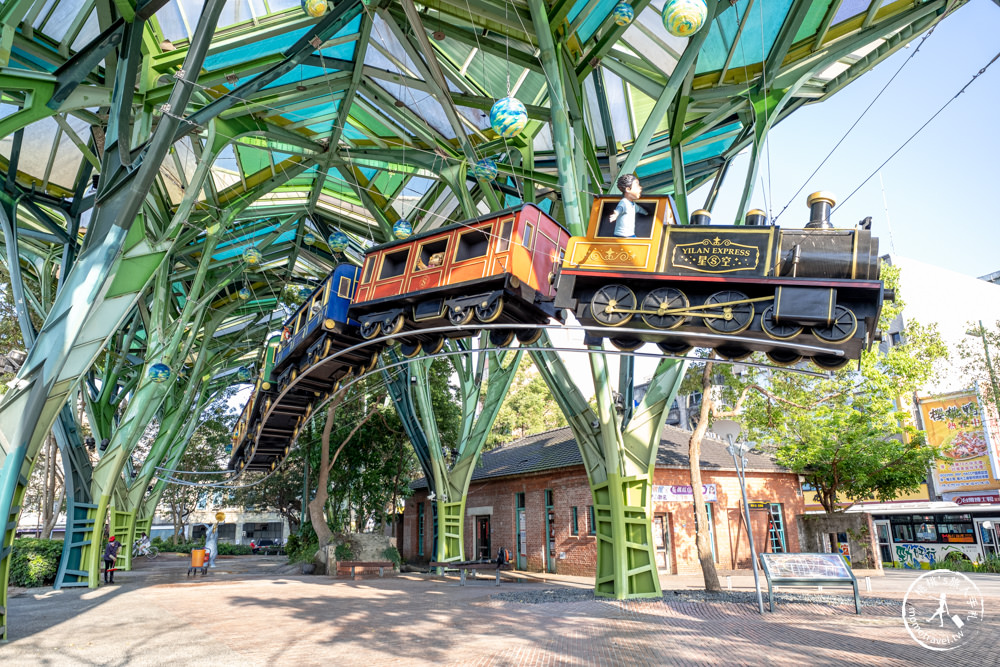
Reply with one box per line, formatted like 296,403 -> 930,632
191,548 -> 207,567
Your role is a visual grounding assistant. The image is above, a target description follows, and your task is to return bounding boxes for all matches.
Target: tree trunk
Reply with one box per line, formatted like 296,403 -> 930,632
688,360 -> 721,592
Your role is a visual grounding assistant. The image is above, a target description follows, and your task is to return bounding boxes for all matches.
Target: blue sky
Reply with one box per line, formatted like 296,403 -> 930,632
700,0 -> 1000,279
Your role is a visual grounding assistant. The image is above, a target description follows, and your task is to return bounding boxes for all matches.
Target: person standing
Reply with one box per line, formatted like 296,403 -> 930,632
608,174 -> 648,238
104,536 -> 121,584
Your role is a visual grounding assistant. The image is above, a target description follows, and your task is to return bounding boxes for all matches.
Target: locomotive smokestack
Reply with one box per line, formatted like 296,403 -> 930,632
689,209 -> 711,226
744,209 -> 766,226
806,191 -> 836,229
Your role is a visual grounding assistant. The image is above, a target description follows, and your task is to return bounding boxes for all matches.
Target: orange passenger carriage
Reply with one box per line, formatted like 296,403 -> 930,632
350,204 -> 571,353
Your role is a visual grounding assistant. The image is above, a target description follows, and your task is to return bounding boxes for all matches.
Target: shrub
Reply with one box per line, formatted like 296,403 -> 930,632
10,538 -> 62,587
216,542 -> 252,556
286,534 -> 319,564
154,540 -> 204,554
334,542 -> 355,561
381,546 -> 401,568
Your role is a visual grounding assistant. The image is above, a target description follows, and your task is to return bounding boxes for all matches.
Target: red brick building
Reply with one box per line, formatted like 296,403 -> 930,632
402,425 -> 805,575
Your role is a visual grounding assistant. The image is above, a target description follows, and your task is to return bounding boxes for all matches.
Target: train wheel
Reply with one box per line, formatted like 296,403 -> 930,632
424,335 -> 446,355
591,285 -> 636,326
766,349 -> 803,366
703,291 -> 754,334
610,337 -> 643,352
447,305 -> 475,326
657,340 -> 693,356
760,305 -> 803,340
811,306 -> 857,344
640,288 -> 689,329
516,329 -> 543,345
475,296 -> 504,323
359,320 -> 381,340
716,345 -> 752,361
383,313 -> 406,337
400,340 -> 422,358
490,329 -> 515,347
812,354 -> 850,371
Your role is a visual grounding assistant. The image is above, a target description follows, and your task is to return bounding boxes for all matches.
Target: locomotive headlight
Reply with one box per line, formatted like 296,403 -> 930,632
324,318 -> 335,330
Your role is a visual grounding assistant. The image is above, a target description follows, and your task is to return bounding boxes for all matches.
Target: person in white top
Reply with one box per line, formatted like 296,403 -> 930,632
609,174 -> 648,238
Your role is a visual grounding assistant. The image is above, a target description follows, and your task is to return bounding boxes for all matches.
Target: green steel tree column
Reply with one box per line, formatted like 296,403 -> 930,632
526,0 -> 585,234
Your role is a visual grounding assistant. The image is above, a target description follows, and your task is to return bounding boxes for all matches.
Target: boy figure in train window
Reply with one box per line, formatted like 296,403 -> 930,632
609,174 -> 648,238
416,252 -> 444,271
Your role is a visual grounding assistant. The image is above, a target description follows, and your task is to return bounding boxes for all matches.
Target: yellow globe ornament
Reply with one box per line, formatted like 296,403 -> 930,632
215,511 -> 226,522
302,0 -> 327,18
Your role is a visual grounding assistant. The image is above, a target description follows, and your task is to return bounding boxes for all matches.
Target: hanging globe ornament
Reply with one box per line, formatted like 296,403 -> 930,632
236,366 -> 253,382
612,2 -> 634,26
243,246 -> 263,267
662,0 -> 708,37
298,287 -> 313,299
301,0 -> 327,18
148,362 -> 172,384
489,96 -> 528,139
392,220 -> 413,240
472,158 -> 498,181
238,287 -> 251,300
327,229 -> 349,252
303,232 -> 316,246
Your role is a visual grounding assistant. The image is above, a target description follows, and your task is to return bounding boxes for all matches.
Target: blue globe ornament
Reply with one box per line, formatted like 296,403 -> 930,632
612,2 -> 634,26
472,158 -> 498,181
298,287 -> 313,299
327,229 -> 349,253
662,0 -> 708,37
303,232 -> 316,246
243,246 -> 263,266
392,220 -> 413,240
238,287 -> 251,300
489,96 -> 528,139
148,362 -> 172,384
236,366 -> 252,382
302,0 -> 327,18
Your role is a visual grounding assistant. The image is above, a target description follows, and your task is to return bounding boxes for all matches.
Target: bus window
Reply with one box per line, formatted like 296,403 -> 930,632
915,523 -> 937,542
892,523 -> 913,542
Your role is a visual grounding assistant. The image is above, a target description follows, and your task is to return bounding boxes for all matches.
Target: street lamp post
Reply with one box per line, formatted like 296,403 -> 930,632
713,419 -> 765,614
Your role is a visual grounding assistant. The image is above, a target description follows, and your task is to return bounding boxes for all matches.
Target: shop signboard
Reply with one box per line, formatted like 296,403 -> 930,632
652,484 -> 717,502
917,390 -> 1000,496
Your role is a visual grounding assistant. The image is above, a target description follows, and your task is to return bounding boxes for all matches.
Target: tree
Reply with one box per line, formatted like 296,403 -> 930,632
489,358 -> 567,447
957,319 -> 1000,431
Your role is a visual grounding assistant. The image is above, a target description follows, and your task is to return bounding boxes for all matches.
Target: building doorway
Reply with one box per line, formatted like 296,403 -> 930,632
476,516 -> 491,560
874,519 -> 893,564
516,492 -> 527,569
653,514 -> 673,573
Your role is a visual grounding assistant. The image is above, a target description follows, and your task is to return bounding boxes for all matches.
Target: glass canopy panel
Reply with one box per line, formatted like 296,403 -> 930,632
576,0 -> 620,44
203,26 -> 311,70
833,0 -> 877,24
695,0 -> 793,74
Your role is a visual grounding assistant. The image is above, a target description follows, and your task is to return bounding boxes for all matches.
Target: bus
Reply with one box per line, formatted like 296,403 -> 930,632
849,502 -> 1000,568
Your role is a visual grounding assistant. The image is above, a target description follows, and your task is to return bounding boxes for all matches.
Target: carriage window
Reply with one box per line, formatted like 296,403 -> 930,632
415,239 -> 449,270
523,223 -> 534,250
497,218 -> 514,252
337,276 -> 352,298
892,523 -> 914,542
595,199 -> 655,238
362,257 -> 375,284
455,226 -> 491,261
379,248 -> 411,279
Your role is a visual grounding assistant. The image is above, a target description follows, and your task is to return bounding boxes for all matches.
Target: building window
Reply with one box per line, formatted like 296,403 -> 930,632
588,506 -> 596,535
768,503 -> 787,553
516,492 -> 525,509
571,507 -> 579,536
545,489 -> 554,506
417,502 -> 425,557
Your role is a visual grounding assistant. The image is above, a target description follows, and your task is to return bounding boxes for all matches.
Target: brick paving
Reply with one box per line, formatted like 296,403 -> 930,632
1,557 -> 996,666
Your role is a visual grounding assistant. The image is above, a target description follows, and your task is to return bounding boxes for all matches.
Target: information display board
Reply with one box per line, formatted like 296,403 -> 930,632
759,553 -> 860,614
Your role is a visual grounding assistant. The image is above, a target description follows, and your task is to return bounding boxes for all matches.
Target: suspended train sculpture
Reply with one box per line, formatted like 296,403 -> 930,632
230,192 -> 888,473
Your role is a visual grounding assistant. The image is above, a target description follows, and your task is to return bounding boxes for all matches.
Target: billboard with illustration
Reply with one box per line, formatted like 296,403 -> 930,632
918,390 -> 1000,498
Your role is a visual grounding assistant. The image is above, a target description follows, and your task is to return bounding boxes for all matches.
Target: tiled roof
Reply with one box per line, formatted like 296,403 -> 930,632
412,425 -> 785,488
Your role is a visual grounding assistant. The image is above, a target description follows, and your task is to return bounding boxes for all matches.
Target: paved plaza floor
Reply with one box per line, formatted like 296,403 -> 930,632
1,555 -> 997,666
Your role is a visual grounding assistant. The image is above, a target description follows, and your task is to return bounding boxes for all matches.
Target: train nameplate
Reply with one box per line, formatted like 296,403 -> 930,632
667,228 -> 776,276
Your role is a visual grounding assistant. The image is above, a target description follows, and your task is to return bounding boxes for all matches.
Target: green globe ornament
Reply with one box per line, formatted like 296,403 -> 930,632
298,287 -> 313,299
392,220 -> 413,240
472,158 -> 498,181
148,362 -> 172,383
612,2 -> 634,26
243,247 -> 263,266
662,0 -> 708,37
303,232 -> 316,246
238,287 -> 251,300
489,97 -> 528,139
236,366 -> 252,382
328,230 -> 349,252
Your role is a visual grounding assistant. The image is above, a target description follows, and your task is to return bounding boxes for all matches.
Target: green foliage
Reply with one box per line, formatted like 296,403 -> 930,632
489,358 -> 567,446
334,542 -> 355,561
720,264 -> 950,512
381,545 -> 402,567
152,537 -> 205,554
216,542 -> 252,556
285,533 -> 319,564
957,319 -> 1000,426
929,554 -> 1000,573
10,538 -> 62,587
